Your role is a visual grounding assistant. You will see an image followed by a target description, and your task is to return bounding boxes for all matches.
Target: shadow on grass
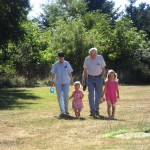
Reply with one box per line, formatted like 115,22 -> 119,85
0,88 -> 41,110
54,114 -> 86,120
89,115 -> 126,121
54,114 -> 126,121
89,115 -> 107,120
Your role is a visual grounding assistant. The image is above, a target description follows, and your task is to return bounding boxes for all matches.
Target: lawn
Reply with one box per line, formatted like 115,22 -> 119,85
0,85 -> 150,150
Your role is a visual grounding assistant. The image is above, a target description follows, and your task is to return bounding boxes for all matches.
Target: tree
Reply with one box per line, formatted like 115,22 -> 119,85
45,12 -> 112,75
0,20 -> 52,87
0,0 -> 30,47
125,0 -> 137,20
0,0 -> 30,77
86,0 -> 120,20
107,18 -> 150,83
12,21 -> 51,80
125,1 -> 150,38
39,0 -> 87,28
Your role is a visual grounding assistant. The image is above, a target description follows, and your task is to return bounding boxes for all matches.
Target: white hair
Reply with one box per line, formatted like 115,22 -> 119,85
89,47 -> 97,54
74,81 -> 81,86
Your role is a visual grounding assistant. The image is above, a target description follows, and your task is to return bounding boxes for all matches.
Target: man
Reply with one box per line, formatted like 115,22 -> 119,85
51,52 -> 73,117
82,47 -> 106,118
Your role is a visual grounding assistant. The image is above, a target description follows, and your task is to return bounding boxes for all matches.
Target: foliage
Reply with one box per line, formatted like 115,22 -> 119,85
11,21 -> 52,79
86,0 -> 121,21
107,18 -> 150,83
46,12 -> 113,76
125,0 -> 150,38
0,0 -> 30,47
39,0 -> 87,28
0,0 -> 30,86
0,0 -> 150,86
0,21 -> 52,87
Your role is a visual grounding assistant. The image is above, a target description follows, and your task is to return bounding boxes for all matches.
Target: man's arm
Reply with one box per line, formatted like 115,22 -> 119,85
101,67 -> 105,78
69,73 -> 73,85
51,73 -> 55,85
82,69 -> 88,85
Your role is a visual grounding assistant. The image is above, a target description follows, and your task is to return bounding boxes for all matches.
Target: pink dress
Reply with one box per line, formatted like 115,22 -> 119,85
72,90 -> 84,110
105,80 -> 118,103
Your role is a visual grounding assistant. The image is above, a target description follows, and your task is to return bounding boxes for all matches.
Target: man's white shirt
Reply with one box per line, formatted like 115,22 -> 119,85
83,55 -> 106,76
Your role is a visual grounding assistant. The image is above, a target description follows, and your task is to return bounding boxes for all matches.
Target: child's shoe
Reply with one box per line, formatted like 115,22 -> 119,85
65,112 -> 70,115
109,116 -> 115,120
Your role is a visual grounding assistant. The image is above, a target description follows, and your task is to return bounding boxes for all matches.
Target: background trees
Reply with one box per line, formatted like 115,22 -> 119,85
0,0 -> 30,47
0,0 -> 150,87
125,0 -> 150,38
86,0 -> 121,21
0,0 -> 30,87
107,18 -> 150,83
39,0 -> 87,28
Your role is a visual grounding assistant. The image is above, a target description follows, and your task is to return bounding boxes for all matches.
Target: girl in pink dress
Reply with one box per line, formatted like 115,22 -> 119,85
69,81 -> 84,118
102,70 -> 120,120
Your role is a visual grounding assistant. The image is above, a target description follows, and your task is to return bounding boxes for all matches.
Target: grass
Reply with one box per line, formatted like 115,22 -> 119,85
0,85 -> 150,150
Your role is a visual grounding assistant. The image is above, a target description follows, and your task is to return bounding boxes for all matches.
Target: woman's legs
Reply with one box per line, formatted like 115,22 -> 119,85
62,83 -> 70,114
55,84 -> 64,114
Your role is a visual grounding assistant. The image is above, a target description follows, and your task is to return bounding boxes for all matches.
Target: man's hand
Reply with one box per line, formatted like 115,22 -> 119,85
82,79 -> 86,86
101,67 -> 105,79
69,73 -> 73,86
101,74 -> 105,79
82,69 -> 87,86
70,78 -> 73,86
51,73 -> 55,86
50,81 -> 54,86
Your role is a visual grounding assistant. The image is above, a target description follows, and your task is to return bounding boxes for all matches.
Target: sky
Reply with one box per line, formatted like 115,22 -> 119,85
28,0 -> 150,19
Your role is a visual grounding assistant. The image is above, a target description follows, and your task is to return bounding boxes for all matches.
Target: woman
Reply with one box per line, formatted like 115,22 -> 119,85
51,51 -> 73,117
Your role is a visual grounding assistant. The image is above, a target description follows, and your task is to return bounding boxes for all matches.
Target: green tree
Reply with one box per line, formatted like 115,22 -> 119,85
86,0 -> 120,20
125,0 -> 137,20
1,21 -> 52,84
0,0 -> 30,47
0,0 -> 30,86
125,1 -> 150,38
45,12 -> 112,76
107,18 -> 150,83
39,0 -> 87,28
14,21 -> 51,80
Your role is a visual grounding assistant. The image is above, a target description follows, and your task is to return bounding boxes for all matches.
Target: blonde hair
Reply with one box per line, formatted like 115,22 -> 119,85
105,69 -> 118,82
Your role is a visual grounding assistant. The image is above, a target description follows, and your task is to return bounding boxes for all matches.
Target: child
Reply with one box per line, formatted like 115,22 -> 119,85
69,81 -> 84,118
102,70 -> 120,120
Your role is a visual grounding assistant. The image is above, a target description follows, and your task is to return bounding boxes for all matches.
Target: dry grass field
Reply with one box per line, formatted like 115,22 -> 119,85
0,85 -> 150,150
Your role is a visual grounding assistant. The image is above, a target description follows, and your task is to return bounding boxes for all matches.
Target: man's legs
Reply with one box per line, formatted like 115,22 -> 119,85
88,76 -> 95,115
55,84 -> 65,114
95,76 -> 103,115
62,83 -> 70,113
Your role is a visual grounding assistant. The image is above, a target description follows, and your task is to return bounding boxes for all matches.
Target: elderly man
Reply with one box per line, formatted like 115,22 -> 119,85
51,52 -> 73,117
83,47 -> 106,118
